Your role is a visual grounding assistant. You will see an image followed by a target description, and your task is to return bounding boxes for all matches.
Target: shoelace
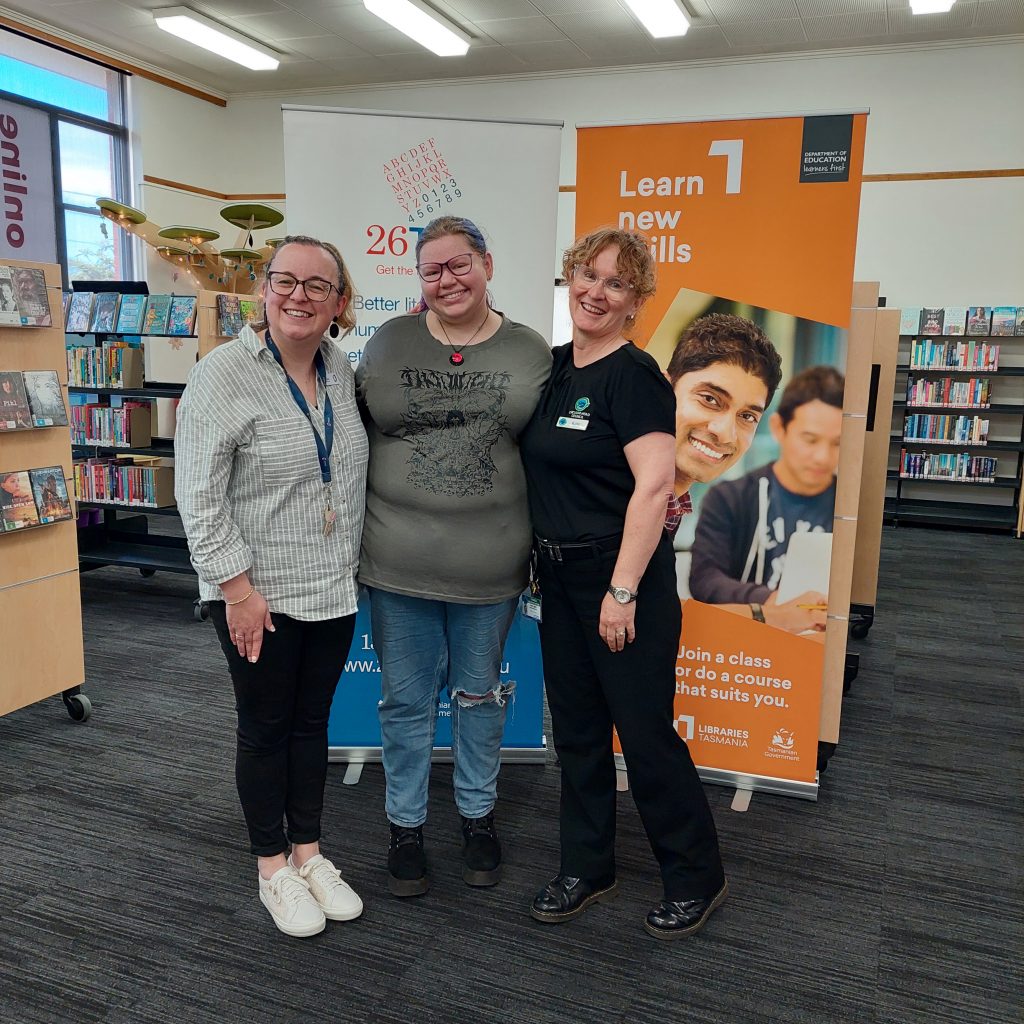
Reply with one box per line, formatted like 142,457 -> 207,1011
304,858 -> 348,893
464,817 -> 495,837
270,871 -> 312,905
393,828 -> 421,848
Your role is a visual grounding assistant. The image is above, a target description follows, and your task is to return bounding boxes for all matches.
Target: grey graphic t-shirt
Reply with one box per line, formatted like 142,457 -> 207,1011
356,312 -> 551,603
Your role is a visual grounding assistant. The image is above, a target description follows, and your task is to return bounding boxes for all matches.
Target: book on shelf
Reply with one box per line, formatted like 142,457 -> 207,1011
990,307 -> 1016,337
66,341 -> 145,390
70,401 -> 152,448
90,292 -> 121,333
73,454 -> 175,508
0,470 -> 40,531
167,295 -> 198,336
22,370 -> 68,427
0,371 -> 33,430
942,306 -> 968,336
899,449 -> 998,483
909,338 -> 999,371
239,298 -> 261,327
65,291 -> 95,333
906,375 -> 990,408
62,290 -> 72,321
898,307 -> 921,335
143,294 -> 172,335
0,266 -> 22,326
903,413 -> 989,445
114,293 -> 147,334
29,466 -> 73,524
216,294 -> 243,337
1016,308 -> 1024,337
11,267 -> 52,327
919,308 -> 944,335
966,306 -> 991,336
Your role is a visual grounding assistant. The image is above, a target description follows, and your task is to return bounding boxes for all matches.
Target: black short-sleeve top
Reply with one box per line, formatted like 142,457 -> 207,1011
520,341 -> 675,543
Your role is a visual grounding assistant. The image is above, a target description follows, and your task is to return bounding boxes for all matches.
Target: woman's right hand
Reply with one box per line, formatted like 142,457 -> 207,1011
226,589 -> 275,663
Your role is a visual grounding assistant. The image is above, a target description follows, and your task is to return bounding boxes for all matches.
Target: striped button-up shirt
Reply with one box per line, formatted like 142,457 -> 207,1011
174,325 -> 368,620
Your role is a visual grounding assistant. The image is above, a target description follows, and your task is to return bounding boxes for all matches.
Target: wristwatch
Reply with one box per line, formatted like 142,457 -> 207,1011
607,585 -> 638,605
750,602 -> 766,623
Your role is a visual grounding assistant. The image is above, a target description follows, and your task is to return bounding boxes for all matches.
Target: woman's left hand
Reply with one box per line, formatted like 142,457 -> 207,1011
600,593 -> 636,653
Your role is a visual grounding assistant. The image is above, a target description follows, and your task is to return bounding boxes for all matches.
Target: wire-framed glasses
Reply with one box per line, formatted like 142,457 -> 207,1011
571,265 -> 635,294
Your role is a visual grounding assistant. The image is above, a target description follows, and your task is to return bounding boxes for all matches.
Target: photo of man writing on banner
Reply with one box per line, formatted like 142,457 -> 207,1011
649,290 -> 848,637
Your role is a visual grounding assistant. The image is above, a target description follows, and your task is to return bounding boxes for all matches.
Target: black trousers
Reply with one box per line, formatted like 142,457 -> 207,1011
210,602 -> 355,857
537,536 -> 725,901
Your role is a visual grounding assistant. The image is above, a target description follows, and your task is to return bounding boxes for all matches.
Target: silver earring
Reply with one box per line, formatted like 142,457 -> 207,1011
327,321 -> 341,340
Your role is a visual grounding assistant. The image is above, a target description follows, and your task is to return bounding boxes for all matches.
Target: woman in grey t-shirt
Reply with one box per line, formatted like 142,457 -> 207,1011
356,216 -> 550,897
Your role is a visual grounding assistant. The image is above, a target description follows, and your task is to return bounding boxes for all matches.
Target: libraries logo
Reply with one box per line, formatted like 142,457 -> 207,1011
766,728 -> 799,762
674,714 -> 694,741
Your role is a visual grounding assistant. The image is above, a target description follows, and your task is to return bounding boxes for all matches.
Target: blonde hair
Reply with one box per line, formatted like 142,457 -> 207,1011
264,234 -> 358,333
561,227 -> 656,302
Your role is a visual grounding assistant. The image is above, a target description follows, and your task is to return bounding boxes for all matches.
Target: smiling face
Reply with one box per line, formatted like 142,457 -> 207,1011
261,242 -> 347,349
672,361 -> 769,492
771,399 -> 843,495
568,244 -> 641,347
418,233 -> 492,327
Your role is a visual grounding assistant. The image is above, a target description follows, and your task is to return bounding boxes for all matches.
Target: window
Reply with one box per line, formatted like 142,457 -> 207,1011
0,30 -> 130,283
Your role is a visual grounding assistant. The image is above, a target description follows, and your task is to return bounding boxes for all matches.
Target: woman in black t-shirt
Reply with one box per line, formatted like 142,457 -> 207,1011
520,228 -> 727,939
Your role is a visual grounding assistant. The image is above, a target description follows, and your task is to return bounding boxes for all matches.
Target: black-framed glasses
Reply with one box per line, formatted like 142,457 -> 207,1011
571,264 -> 634,294
416,252 -> 475,283
266,271 -> 339,302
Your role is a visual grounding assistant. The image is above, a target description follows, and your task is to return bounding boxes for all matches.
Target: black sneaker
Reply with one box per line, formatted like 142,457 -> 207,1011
460,813 -> 502,887
388,823 -> 428,897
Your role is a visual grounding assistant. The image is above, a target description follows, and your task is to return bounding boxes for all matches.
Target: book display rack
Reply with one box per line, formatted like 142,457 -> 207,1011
886,305 -> 1024,533
66,281 -> 198,608
0,260 -> 89,721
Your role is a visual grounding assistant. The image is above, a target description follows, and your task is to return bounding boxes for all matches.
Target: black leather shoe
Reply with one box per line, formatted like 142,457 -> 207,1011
530,874 -> 618,923
644,880 -> 728,939
388,823 -> 428,897
461,813 -> 502,887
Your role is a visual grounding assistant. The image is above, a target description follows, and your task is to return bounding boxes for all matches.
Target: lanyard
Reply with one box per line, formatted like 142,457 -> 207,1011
265,331 -> 334,484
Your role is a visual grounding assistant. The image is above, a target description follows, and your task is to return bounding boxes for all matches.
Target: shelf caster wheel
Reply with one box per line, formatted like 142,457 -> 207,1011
850,621 -> 870,640
193,600 -> 210,622
139,568 -> 157,578
64,693 -> 92,722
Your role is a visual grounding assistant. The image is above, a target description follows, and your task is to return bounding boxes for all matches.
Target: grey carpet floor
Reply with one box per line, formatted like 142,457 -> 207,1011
0,526 -> 1020,1024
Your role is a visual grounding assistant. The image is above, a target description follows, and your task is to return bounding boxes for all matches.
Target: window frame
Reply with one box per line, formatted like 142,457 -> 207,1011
0,71 -> 131,285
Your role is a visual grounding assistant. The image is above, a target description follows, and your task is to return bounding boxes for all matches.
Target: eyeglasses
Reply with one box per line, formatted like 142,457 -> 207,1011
266,271 -> 338,302
416,252 -> 475,283
571,265 -> 635,295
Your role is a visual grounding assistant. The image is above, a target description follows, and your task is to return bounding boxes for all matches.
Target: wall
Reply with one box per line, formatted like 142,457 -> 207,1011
132,38 -> 1024,305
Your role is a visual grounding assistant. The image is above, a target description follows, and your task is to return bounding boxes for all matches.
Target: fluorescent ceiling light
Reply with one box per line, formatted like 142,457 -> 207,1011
909,0 -> 956,11
363,0 -> 471,57
622,0 -> 690,38
154,7 -> 280,70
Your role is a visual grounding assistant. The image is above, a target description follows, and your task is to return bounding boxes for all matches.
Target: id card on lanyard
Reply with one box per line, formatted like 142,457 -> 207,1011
265,331 -> 337,536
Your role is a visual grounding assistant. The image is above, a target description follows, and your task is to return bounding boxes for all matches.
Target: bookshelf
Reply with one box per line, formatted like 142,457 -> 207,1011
66,281 -> 198,606
886,311 -> 1024,534
0,259 -> 88,721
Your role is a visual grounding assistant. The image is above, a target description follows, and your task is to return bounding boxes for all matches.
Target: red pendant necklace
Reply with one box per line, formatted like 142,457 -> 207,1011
437,309 -> 491,366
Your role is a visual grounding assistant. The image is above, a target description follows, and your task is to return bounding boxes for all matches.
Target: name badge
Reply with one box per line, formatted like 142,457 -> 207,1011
557,415 -> 588,431
325,372 -> 341,386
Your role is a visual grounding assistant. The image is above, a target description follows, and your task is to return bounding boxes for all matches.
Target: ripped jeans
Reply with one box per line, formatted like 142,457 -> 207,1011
367,587 -> 519,828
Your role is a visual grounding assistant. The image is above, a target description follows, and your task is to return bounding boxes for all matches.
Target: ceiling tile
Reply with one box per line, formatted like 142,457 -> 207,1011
647,23 -> 735,53
722,17 -> 809,43
704,0 -> 802,22
796,0 -> 885,15
888,0 -> 980,29
503,38 -> 594,69
974,0 -> 1024,26
278,35 -> 372,59
443,0 -> 539,16
220,10 -> 334,39
802,10 -> 890,37
473,17 -> 567,44
526,0 -> 624,14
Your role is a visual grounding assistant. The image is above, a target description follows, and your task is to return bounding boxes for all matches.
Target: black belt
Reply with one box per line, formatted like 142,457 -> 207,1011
534,534 -> 621,562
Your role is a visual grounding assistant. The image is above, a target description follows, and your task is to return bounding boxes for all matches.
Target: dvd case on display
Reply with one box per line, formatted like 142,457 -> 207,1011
0,470 -> 40,530
12,267 -> 52,326
65,291 -> 95,333
114,294 -> 147,334
966,306 -> 992,335
143,294 -> 172,335
90,292 -> 121,333
918,308 -> 944,335
216,294 -> 243,337
0,371 -> 33,430
1016,308 -> 1024,337
167,295 -> 198,336
942,306 -> 968,336
990,307 -> 1016,337
29,466 -> 74,524
22,370 -> 68,427
0,266 -> 24,326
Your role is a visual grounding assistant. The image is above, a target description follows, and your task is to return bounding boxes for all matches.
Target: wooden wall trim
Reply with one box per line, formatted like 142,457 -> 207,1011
0,16 -> 227,107
142,175 -> 286,202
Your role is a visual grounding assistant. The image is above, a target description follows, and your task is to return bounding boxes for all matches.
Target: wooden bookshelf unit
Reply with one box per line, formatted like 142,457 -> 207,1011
0,259 -> 88,720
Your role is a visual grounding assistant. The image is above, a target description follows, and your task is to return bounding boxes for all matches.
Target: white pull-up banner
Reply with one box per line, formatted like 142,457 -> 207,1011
281,105 -> 562,759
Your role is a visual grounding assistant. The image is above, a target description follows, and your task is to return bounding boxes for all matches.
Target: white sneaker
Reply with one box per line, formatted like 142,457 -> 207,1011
289,853 -> 364,922
258,865 -> 326,938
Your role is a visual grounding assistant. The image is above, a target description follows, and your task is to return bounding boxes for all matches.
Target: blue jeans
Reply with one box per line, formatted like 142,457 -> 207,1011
367,587 -> 518,828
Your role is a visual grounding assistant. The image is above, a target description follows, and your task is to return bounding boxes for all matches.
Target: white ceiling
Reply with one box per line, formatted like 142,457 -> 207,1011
4,0 -> 1022,96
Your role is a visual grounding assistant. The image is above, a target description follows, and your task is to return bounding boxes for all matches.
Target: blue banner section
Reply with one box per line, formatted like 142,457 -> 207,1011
328,593 -> 546,749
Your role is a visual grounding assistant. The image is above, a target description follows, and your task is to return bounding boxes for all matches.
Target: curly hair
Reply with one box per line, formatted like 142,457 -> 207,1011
561,227 -> 656,302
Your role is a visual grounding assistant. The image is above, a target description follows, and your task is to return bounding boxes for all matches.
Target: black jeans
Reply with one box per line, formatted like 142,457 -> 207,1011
209,602 -> 355,857
537,535 -> 725,901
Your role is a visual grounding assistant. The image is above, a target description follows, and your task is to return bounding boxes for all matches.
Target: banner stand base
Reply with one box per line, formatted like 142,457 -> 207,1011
615,754 -> 818,802
329,743 -> 548,783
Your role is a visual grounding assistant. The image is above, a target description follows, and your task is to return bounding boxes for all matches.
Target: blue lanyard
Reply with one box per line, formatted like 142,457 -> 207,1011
265,331 -> 334,485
